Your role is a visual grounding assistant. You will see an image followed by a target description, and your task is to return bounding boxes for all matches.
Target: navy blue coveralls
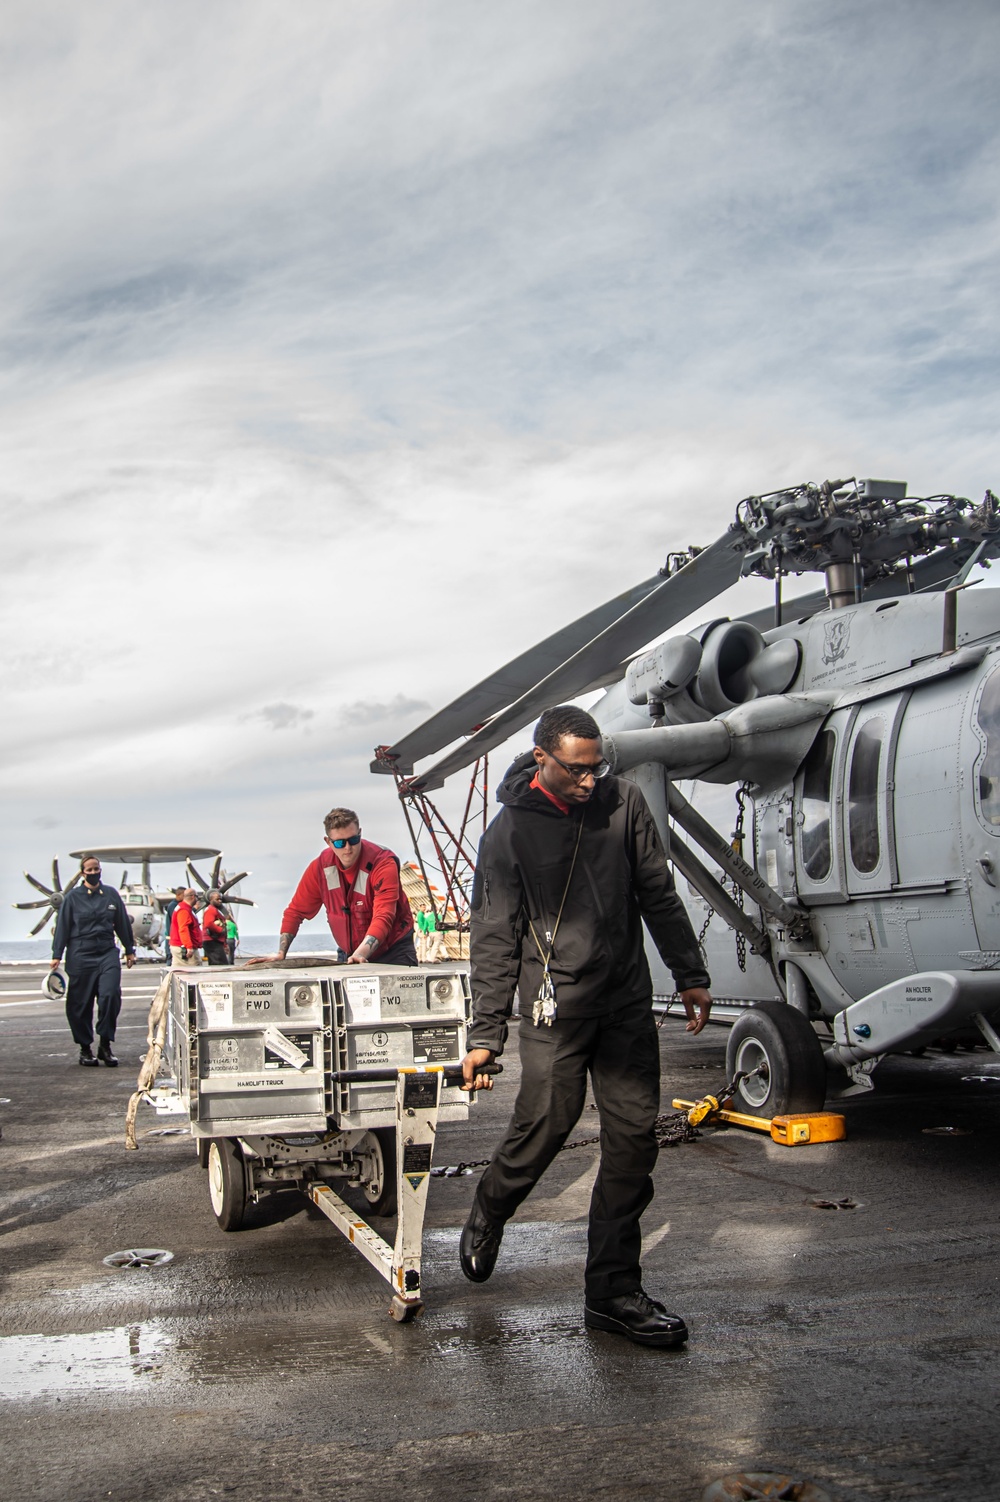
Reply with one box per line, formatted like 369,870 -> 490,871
52,884 -> 135,1048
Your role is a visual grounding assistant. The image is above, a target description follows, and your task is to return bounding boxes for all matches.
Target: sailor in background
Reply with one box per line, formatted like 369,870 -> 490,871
49,853 -> 135,1067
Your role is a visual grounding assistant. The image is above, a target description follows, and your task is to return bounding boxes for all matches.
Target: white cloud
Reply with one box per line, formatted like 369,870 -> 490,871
2,0 -> 999,935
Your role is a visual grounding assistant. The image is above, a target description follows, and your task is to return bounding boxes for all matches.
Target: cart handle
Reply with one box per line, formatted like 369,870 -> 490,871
328,1064 -> 502,1084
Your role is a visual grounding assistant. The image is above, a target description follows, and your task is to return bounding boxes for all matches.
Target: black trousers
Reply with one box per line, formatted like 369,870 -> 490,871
203,940 -> 230,965
65,949 -> 123,1048
475,997 -> 660,1300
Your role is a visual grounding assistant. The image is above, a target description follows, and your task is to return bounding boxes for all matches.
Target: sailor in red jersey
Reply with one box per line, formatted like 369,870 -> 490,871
255,807 -> 417,966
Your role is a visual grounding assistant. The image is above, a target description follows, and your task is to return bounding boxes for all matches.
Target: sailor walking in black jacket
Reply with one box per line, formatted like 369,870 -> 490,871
50,854 -> 136,1066
460,705 -> 712,1347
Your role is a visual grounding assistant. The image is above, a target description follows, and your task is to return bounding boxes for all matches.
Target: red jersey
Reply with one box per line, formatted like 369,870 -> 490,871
170,902 -> 203,949
202,904 -> 227,945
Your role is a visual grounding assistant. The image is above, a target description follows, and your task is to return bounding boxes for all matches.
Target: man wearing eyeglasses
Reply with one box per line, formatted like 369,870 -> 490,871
257,807 -> 417,966
459,705 -> 712,1348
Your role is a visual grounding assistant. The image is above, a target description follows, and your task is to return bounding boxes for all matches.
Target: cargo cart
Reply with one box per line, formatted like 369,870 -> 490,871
149,960 -> 482,1321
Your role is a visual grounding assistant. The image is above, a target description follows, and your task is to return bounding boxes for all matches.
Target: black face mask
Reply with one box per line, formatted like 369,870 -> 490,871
83,872 -> 101,886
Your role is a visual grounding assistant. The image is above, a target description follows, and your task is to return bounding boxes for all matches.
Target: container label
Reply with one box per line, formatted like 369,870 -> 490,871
198,980 -> 233,1027
343,975 -> 380,1023
411,1027 -> 458,1063
263,1028 -> 314,1071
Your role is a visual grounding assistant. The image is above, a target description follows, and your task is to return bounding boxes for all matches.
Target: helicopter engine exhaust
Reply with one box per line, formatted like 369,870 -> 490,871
603,692 -> 834,793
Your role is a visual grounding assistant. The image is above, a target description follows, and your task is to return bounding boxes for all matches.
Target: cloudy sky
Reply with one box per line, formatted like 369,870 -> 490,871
2,0 -> 998,938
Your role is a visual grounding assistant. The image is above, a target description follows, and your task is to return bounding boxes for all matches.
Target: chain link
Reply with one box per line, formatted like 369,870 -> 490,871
429,1069 -> 759,1175
730,782 -> 752,973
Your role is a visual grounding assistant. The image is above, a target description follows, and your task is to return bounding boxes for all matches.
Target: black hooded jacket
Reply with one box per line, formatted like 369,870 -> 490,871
467,752 -> 710,1056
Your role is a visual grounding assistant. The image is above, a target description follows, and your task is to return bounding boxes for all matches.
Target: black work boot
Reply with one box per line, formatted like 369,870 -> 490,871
78,1046 -> 99,1067
460,1198 -> 504,1282
97,1041 -> 119,1067
584,1289 -> 688,1347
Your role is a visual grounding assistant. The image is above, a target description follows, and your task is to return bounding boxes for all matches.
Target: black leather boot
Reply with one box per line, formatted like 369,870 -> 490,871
97,1041 -> 119,1067
459,1199 -> 504,1283
78,1046 -> 99,1067
584,1290 -> 688,1347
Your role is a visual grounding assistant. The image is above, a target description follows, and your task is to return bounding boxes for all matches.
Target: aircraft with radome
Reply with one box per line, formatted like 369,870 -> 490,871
14,847 -> 253,954
373,477 -> 1000,1114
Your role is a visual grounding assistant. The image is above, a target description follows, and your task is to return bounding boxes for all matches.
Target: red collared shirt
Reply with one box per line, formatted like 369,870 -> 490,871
530,771 -> 570,815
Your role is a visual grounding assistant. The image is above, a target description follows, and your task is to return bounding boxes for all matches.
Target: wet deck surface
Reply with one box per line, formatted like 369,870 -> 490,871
2,962 -> 999,1501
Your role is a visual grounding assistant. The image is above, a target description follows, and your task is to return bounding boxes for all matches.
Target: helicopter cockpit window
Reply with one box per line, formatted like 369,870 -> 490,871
800,729 -> 835,881
848,718 -> 883,874
976,668 -> 1000,826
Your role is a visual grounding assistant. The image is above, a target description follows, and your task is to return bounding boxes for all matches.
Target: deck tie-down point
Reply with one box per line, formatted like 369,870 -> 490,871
102,1248 -> 174,1269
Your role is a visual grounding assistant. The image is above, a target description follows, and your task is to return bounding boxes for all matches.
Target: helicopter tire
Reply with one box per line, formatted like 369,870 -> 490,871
725,1001 -> 827,1118
207,1138 -> 250,1231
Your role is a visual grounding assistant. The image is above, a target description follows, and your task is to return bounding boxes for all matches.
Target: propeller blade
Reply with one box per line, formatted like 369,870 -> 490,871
401,530 -> 747,789
187,860 -> 209,892
370,569 -> 685,777
219,871 -> 249,895
52,858 -> 61,892
120,871 -> 129,890
64,871 -> 82,894
211,855 -> 222,889
24,871 -> 54,897
225,895 -> 255,907
29,912 -> 53,936
14,898 -> 56,910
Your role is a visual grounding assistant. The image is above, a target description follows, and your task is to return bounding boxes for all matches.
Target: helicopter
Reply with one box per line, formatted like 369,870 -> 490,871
14,846 -> 253,954
372,476 -> 1000,1117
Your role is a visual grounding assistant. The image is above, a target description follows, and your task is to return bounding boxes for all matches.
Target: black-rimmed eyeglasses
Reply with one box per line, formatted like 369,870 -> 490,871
548,752 -> 611,782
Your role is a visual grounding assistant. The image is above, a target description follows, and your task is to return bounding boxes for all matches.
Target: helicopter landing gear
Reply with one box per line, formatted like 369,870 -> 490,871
726,1000 -> 827,1117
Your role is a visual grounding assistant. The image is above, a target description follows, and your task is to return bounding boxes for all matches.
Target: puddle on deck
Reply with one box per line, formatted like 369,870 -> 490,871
0,1321 -> 171,1397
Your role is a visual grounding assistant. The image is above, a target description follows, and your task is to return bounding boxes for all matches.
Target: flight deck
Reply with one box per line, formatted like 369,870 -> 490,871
1,959 -> 999,1501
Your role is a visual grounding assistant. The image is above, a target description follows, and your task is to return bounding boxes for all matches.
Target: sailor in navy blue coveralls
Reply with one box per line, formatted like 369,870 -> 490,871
51,857 -> 135,1065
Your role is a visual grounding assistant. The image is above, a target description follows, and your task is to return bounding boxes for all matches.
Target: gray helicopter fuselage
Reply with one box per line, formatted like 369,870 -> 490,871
593,584 -> 1000,1037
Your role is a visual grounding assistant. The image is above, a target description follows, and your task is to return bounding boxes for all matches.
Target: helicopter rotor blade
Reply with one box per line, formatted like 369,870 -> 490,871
396,529 -> 747,790
24,871 -> 54,897
29,911 -> 54,936
369,566 -> 702,778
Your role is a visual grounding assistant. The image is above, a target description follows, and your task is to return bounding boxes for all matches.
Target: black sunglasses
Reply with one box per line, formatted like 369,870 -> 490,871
329,833 -> 361,849
548,751 -> 611,782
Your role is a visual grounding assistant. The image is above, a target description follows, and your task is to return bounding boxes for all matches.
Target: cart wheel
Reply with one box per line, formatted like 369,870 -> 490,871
360,1128 -> 398,1217
725,1001 -> 826,1118
207,1138 -> 249,1230
390,1295 -> 423,1323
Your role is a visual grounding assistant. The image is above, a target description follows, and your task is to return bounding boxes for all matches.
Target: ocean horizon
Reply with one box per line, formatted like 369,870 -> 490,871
0,934 -> 339,964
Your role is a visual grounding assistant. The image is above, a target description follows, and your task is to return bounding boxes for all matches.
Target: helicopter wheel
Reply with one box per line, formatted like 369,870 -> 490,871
726,1001 -> 827,1118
